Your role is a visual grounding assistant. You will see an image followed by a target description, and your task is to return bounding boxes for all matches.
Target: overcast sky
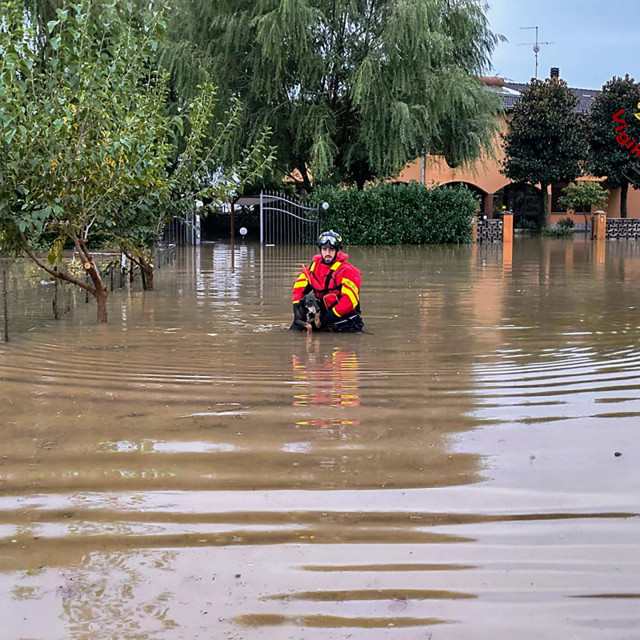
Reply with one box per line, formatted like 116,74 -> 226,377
486,0 -> 639,89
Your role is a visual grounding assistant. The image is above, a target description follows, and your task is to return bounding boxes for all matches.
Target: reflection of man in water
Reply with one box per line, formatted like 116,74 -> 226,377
292,348 -> 360,409
291,230 -> 363,333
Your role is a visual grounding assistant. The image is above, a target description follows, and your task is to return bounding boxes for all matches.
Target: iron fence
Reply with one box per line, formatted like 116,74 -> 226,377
606,218 -> 640,239
477,217 -> 503,242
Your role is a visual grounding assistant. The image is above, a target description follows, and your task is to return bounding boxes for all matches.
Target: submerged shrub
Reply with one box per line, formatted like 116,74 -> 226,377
557,216 -> 575,229
542,217 -> 575,237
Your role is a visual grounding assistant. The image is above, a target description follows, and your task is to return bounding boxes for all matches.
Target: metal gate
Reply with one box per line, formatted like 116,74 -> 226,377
259,189 -> 323,245
163,210 -> 201,246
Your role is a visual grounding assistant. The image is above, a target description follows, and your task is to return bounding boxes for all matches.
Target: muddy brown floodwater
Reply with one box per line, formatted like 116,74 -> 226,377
1,237 -> 640,639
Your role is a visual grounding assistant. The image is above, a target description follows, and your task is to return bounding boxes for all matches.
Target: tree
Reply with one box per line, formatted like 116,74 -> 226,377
112,91 -> 275,291
162,0 -> 502,191
0,0 -> 275,317
501,78 -> 588,228
0,0 -> 175,322
558,181 -> 609,232
587,75 -> 640,218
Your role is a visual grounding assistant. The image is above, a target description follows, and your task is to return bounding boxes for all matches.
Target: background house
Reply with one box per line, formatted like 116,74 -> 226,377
397,70 -> 640,228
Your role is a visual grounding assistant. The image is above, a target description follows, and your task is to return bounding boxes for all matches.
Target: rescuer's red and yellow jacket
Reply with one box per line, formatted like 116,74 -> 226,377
292,251 -> 361,320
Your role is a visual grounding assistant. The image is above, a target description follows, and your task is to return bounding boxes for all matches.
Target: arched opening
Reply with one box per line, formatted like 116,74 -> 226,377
493,183 -> 543,230
443,181 -> 487,214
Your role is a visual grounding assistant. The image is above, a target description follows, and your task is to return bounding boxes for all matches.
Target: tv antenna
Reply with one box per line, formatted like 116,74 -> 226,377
517,26 -> 554,79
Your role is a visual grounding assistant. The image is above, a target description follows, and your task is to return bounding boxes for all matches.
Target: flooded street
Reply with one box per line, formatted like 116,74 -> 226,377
1,238 -> 640,639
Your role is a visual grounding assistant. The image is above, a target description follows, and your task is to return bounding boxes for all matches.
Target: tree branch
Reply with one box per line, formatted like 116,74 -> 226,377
20,237 -> 95,295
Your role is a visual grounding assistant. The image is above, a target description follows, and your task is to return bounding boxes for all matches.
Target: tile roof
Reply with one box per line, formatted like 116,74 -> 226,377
482,77 -> 600,112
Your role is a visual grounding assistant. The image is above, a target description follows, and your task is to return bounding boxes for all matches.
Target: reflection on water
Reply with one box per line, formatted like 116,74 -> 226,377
1,238 -> 640,639
293,347 -> 360,410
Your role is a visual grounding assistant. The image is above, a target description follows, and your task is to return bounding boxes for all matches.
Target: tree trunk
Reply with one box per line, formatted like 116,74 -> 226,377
96,286 -> 108,323
620,181 -> 629,218
540,184 -> 548,229
141,262 -> 154,291
297,164 -> 313,194
87,264 -> 108,323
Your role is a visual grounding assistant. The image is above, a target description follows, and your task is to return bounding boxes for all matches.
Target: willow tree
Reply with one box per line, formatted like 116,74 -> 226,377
162,0 -> 502,191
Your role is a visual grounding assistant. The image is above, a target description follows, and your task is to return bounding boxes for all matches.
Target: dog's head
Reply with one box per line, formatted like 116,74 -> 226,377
300,293 -> 321,329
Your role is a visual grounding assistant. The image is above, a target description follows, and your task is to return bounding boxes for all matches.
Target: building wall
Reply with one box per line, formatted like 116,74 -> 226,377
397,115 -> 640,221
398,116 -> 511,202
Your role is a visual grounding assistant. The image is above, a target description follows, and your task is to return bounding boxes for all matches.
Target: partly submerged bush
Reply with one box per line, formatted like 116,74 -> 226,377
310,182 -> 478,244
557,216 -> 575,228
542,217 -> 575,237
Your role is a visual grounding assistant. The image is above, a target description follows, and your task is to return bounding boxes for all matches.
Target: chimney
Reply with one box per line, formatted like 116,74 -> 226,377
481,76 -> 505,87
550,67 -> 560,80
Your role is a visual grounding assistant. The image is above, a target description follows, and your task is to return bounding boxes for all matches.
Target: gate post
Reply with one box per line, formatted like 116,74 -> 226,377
502,211 -> 513,244
592,210 -> 607,240
472,215 -> 478,243
259,191 -> 264,244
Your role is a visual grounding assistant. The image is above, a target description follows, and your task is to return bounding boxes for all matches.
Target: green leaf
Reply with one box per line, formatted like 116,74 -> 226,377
172,115 -> 184,136
47,238 -> 64,265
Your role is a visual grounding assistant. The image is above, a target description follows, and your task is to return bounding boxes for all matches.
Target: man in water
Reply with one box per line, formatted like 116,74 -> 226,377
291,230 -> 363,333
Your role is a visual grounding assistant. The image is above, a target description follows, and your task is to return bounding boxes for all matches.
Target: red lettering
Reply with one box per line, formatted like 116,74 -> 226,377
617,131 -> 630,145
613,109 -> 626,124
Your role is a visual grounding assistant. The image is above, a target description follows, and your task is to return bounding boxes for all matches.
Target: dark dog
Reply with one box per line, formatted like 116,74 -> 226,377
291,293 -> 322,332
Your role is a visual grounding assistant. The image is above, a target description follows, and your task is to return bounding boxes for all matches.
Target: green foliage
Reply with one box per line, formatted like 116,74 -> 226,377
112,86 -> 276,281
542,225 -> 574,238
558,181 -> 608,211
163,0 -> 502,191
542,216 -> 574,237
0,0 -> 177,319
501,78 -> 588,226
310,182 -> 477,244
0,1 -> 167,252
0,0 -> 275,306
587,75 -> 640,217
556,216 -> 575,229
558,180 -> 608,232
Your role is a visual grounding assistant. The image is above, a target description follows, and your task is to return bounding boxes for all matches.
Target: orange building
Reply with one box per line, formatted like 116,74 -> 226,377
397,72 -> 640,228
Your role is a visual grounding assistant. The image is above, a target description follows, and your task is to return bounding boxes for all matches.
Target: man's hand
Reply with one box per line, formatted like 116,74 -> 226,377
320,311 -> 336,327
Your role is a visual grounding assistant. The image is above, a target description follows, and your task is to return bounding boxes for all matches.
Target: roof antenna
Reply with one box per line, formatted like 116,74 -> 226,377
517,26 -> 554,80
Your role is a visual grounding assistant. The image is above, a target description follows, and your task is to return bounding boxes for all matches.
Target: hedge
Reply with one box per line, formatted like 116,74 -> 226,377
309,182 -> 478,245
